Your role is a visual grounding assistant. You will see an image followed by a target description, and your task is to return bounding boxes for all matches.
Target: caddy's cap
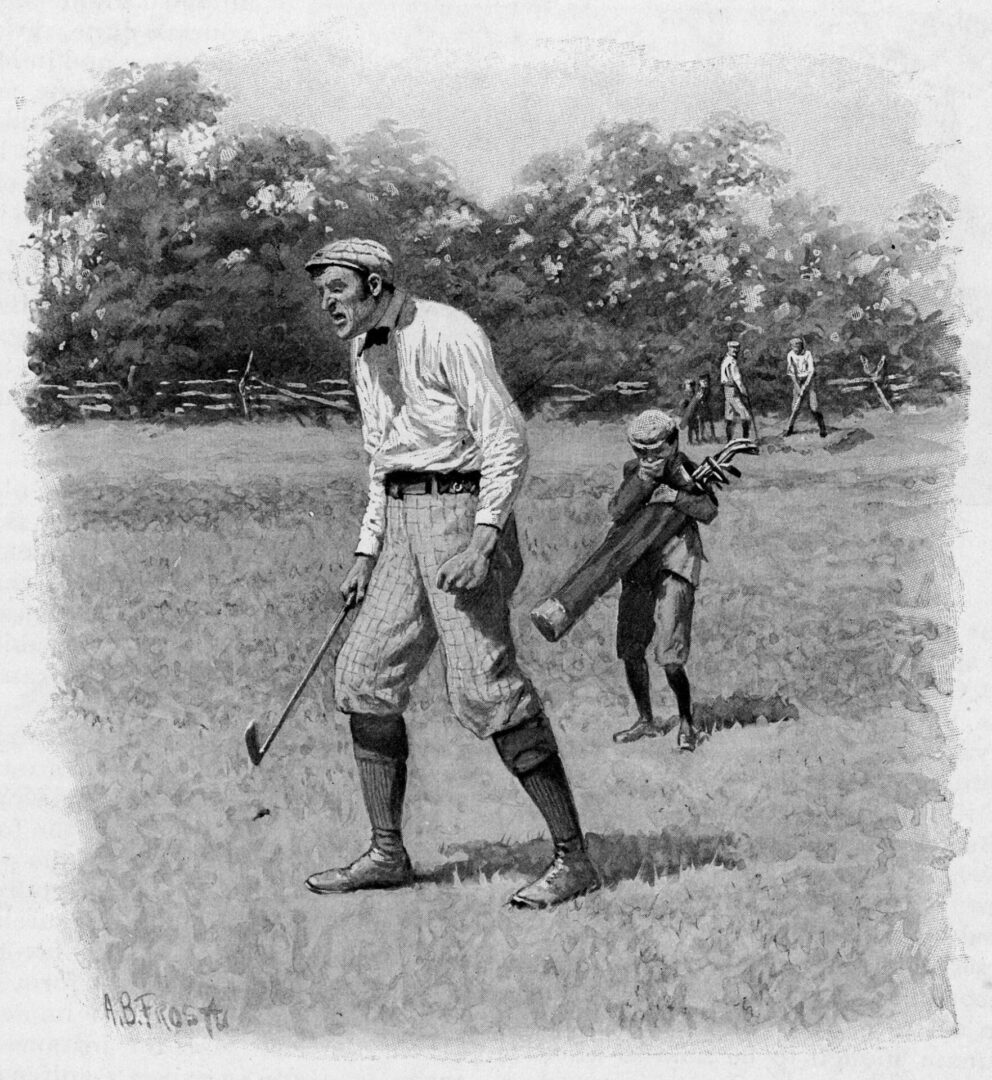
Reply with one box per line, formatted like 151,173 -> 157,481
627,409 -> 679,451
305,237 -> 395,283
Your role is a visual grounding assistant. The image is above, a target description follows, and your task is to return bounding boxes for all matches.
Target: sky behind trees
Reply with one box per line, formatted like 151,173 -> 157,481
202,39 -> 936,230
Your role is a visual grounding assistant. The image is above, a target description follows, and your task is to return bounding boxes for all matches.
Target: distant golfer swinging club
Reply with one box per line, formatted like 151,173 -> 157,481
302,238 -> 599,909
783,336 -> 827,438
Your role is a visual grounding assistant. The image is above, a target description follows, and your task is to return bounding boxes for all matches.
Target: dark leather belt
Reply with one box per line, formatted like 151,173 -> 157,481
385,470 -> 481,498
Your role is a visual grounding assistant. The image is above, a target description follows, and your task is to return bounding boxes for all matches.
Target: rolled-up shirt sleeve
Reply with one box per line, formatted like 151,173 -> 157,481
443,317 -> 528,531
355,464 -> 386,557
351,348 -> 388,557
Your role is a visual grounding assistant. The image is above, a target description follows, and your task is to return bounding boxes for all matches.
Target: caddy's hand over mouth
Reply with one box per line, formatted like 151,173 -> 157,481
636,458 -> 669,484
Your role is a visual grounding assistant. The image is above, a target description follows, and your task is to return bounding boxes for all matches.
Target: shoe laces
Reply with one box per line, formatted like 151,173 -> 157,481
366,845 -> 403,866
534,858 -> 567,889
549,845 -> 584,876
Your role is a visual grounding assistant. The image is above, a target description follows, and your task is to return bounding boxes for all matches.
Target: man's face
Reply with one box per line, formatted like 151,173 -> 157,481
727,344 -> 739,358
790,338 -> 803,352
314,265 -> 383,340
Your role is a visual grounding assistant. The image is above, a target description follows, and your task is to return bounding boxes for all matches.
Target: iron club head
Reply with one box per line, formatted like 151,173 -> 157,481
245,722 -> 264,767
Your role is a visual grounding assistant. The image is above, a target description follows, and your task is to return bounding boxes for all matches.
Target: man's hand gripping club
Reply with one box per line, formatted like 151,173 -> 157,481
340,554 -> 377,606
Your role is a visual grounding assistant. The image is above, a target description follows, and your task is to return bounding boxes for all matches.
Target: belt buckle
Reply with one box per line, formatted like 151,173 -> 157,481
449,479 -> 464,494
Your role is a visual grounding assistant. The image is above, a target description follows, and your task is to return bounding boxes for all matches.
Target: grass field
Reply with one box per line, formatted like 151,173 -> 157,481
31,402 -> 965,1054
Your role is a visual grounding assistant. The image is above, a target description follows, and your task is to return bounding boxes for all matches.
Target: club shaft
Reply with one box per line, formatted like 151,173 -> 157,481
257,602 -> 353,758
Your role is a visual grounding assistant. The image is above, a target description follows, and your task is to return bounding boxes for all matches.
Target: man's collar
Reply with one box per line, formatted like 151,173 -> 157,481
373,288 -> 410,333
359,290 -> 413,353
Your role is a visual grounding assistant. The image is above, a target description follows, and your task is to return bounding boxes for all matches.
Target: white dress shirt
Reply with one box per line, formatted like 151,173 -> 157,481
720,353 -> 744,390
350,290 -> 529,557
787,349 -> 816,381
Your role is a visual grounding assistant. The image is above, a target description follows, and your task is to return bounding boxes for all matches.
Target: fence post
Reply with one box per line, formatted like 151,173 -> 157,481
237,351 -> 254,420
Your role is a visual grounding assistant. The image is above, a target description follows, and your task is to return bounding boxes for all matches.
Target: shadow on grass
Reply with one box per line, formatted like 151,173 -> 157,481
628,692 -> 800,744
693,691 -> 800,738
422,828 -> 745,888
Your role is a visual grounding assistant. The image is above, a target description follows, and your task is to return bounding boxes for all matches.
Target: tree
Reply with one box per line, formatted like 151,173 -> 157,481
24,64 -> 350,392
22,65 -> 961,421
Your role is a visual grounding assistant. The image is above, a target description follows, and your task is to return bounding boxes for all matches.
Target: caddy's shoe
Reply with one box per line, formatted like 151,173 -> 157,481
612,717 -> 667,743
508,846 -> 601,910
305,846 -> 414,895
677,720 -> 698,753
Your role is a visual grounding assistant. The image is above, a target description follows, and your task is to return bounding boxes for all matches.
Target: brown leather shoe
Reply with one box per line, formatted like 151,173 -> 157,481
612,717 -> 667,743
508,847 -> 601,909
305,846 -> 414,895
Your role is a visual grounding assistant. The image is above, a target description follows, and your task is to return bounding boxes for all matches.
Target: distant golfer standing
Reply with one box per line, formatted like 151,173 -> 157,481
303,238 -> 599,909
695,370 -> 718,443
783,336 -> 827,438
679,377 -> 699,444
720,340 -> 751,442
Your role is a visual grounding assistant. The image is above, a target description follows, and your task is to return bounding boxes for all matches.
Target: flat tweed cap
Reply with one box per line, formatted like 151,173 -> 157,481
305,238 -> 395,283
627,408 -> 679,451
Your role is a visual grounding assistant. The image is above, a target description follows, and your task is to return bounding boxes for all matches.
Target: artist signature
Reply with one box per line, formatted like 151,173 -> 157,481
103,991 -> 229,1036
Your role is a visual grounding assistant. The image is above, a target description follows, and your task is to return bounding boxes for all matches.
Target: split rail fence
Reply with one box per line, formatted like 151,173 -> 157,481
27,375 -> 653,421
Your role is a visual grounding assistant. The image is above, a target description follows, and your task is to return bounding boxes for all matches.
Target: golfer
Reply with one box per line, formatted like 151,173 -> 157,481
784,336 -> 827,438
679,378 -> 699,444
720,341 -> 751,442
303,238 -> 599,909
695,370 -> 718,443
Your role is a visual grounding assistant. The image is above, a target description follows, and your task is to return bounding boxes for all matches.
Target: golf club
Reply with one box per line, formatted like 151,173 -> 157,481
245,599 -> 355,766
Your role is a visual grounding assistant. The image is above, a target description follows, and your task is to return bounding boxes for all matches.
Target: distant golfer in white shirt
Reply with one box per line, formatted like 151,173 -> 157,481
719,341 -> 751,442
301,237 -> 599,910
784,336 -> 827,438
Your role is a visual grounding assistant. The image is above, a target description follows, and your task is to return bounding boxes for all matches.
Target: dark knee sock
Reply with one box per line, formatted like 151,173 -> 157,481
664,665 -> 693,723
623,656 -> 653,722
742,420 -> 751,440
519,756 -> 583,851
349,713 -> 408,855
493,716 -> 583,851
725,421 -> 733,443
